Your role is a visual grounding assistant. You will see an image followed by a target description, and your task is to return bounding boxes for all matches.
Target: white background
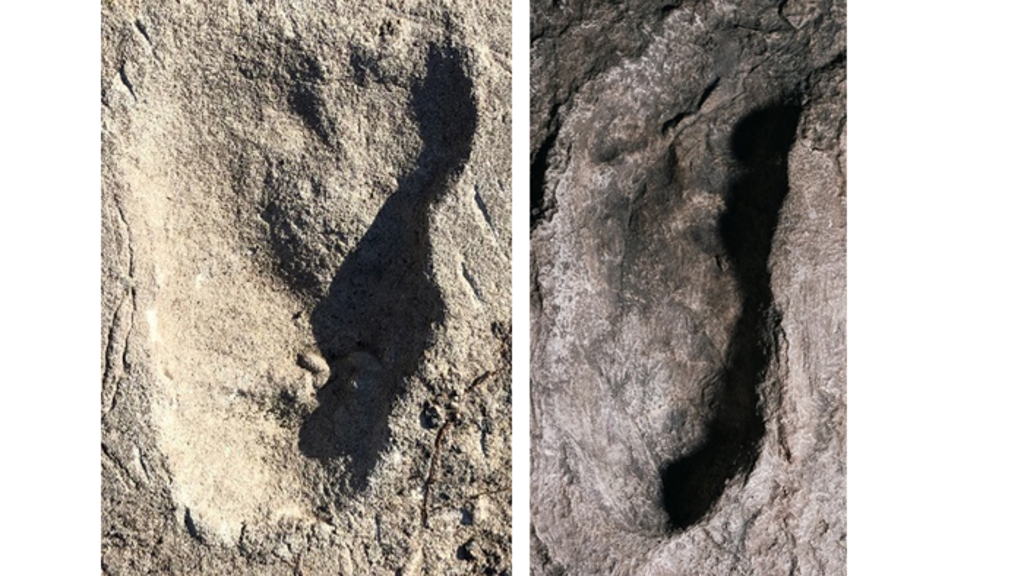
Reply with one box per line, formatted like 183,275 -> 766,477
2,1 -> 1022,573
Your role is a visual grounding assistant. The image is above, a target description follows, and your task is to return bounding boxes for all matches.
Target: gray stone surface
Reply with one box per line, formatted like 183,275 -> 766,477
530,1 -> 845,573
101,1 -> 510,573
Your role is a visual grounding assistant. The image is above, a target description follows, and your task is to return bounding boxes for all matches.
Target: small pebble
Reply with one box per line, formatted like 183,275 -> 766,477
298,351 -> 329,375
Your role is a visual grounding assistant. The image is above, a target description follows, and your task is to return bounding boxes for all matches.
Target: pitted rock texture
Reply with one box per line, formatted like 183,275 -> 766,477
530,1 -> 845,574
101,1 -> 510,574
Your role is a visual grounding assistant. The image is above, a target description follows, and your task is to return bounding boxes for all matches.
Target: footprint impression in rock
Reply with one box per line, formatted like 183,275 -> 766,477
550,99 -> 801,536
143,40 -> 477,544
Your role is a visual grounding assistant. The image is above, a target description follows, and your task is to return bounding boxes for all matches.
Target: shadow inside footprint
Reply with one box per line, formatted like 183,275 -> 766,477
298,42 -> 477,492
660,103 -> 802,530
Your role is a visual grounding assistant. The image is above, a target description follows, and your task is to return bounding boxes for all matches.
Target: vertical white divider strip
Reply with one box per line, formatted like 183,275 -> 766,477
511,0 -> 531,571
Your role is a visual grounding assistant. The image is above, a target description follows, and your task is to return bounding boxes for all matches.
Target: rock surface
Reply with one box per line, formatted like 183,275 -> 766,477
530,1 -> 845,573
101,1 -> 510,574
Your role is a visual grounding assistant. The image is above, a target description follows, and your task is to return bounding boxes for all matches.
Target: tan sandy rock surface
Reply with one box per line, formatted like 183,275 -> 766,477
101,1 -> 510,573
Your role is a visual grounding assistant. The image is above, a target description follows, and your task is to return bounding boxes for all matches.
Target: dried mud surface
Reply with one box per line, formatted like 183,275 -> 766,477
530,1 -> 845,573
101,1 -> 510,574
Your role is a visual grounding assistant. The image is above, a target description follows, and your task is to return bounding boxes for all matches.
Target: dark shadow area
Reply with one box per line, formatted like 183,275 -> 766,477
298,42 -> 477,492
661,102 -> 801,530
530,126 -> 558,230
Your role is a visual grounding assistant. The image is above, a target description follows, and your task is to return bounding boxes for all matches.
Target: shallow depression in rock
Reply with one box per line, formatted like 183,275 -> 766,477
139,40 -> 476,544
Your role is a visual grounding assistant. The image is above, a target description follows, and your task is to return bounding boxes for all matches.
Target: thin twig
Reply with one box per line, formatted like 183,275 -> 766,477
420,419 -> 454,527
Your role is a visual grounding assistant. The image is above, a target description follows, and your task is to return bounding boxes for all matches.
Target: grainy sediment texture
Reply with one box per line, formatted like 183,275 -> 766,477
101,1 -> 510,573
530,1 -> 845,573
